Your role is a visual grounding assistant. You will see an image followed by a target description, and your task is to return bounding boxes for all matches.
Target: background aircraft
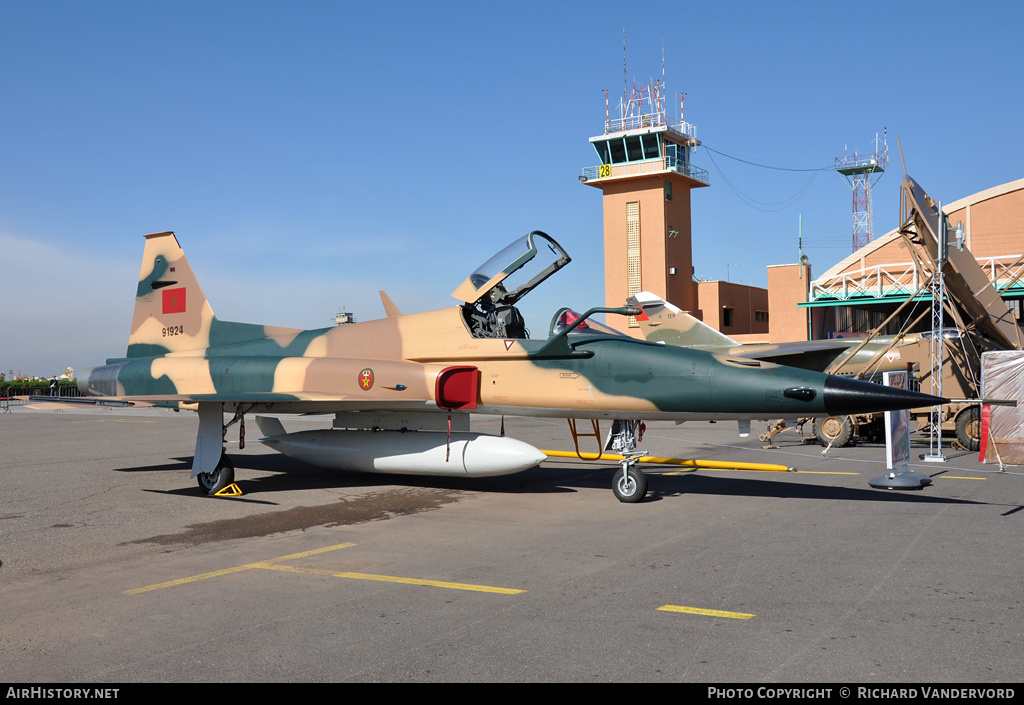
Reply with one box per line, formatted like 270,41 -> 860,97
627,291 -> 917,445
628,291 -> 912,376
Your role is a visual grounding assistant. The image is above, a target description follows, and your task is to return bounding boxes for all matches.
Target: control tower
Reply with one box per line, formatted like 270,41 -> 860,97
580,78 -> 709,334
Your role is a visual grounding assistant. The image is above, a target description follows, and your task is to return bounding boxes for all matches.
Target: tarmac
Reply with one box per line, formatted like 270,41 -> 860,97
1,404 -> 1020,683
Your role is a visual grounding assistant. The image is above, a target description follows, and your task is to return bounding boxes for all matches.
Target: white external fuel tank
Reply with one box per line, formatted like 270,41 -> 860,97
259,428 -> 547,477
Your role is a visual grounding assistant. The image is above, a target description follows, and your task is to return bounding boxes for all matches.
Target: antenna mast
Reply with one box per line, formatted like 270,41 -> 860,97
836,129 -> 889,252
623,29 -> 627,98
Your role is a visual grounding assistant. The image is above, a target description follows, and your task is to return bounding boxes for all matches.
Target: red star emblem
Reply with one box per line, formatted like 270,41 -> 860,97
358,368 -> 374,390
162,287 -> 186,314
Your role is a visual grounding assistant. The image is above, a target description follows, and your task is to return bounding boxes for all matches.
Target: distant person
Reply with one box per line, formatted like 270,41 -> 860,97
50,377 -> 58,396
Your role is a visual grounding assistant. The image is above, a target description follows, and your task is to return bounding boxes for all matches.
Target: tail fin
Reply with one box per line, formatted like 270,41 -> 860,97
627,291 -> 740,348
125,232 -> 308,360
127,232 -> 216,357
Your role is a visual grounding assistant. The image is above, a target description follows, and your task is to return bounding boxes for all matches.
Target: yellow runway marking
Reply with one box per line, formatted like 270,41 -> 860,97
124,542 -> 357,594
125,564 -> 262,594
657,605 -> 755,619
124,541 -> 523,595
265,544 -> 360,562
938,476 -> 986,480
259,563 -> 525,594
71,419 -> 158,424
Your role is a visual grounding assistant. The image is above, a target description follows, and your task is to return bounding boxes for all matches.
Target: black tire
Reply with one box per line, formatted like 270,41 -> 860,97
955,406 -> 981,452
813,416 -> 854,447
196,454 -> 235,495
612,466 -> 648,503
860,420 -> 884,444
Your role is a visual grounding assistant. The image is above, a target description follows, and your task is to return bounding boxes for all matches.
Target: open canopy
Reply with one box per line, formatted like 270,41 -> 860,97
451,230 -> 570,307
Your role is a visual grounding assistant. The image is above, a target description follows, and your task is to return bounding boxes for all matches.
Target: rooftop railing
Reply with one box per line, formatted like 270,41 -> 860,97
604,115 -> 698,141
810,255 -> 1024,301
582,156 -> 709,186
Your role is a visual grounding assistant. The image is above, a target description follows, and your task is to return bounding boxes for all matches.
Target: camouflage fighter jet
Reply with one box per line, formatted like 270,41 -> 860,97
78,231 -> 945,502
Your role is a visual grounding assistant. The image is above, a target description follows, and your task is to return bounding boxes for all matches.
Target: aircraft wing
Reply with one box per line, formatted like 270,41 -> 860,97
23,395 -> 155,410
111,391 -> 446,416
724,341 -> 861,373
115,391 -> 430,403
78,355 -> 463,408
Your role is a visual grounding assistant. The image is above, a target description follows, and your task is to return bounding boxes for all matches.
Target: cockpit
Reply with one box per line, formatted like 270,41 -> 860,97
452,231 -> 571,339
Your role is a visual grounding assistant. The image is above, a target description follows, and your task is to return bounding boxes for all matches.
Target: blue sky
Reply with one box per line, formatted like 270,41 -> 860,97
2,1 -> 1022,377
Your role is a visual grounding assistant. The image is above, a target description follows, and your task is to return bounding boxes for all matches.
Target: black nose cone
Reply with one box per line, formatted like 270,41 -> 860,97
823,376 -> 947,416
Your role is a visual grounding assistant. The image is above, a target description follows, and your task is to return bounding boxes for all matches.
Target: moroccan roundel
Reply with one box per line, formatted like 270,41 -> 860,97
358,368 -> 374,390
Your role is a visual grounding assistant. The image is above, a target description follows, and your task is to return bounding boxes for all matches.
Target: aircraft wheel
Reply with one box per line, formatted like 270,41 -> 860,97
814,416 -> 853,447
196,454 -> 235,495
612,466 -> 647,503
955,406 -> 981,452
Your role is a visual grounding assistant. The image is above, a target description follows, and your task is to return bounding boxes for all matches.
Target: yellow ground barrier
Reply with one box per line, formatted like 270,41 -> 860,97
542,449 -> 793,472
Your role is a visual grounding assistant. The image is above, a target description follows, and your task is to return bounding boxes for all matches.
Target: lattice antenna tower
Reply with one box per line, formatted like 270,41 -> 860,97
836,130 -> 889,252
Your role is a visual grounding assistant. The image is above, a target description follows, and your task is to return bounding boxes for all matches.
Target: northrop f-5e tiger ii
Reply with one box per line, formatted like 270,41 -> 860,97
78,230 -> 945,502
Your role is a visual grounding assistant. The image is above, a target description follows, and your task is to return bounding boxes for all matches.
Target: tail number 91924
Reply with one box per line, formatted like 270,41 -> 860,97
162,325 -> 184,337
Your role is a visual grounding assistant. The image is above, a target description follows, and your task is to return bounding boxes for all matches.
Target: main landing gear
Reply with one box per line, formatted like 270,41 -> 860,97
193,402 -> 251,495
196,453 -> 234,494
606,420 -> 648,503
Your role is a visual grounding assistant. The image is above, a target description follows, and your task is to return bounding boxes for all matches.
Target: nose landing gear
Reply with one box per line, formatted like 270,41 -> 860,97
613,462 -> 648,503
607,420 -> 648,503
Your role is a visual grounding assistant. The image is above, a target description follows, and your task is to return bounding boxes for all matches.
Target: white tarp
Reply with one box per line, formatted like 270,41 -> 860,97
980,350 -> 1024,465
